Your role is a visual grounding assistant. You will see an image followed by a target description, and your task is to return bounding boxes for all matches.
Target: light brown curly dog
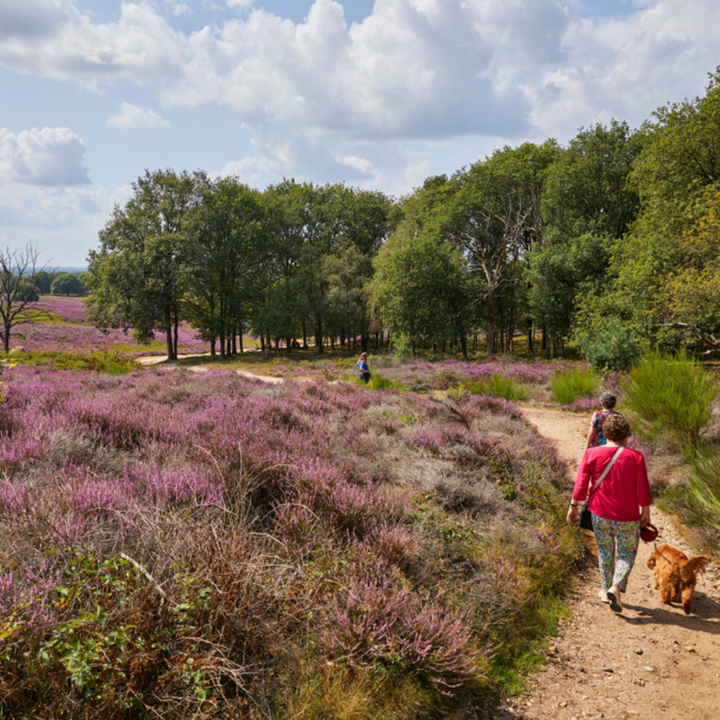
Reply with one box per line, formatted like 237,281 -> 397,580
647,544 -> 710,615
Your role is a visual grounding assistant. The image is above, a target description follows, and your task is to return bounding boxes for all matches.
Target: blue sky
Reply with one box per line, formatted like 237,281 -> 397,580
1,0 -> 719,267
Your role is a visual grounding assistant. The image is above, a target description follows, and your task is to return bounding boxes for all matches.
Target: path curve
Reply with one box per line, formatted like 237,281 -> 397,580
136,354 -> 284,384
494,407 -> 720,720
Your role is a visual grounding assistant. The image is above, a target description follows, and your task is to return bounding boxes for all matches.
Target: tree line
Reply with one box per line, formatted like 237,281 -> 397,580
76,66 -> 720,365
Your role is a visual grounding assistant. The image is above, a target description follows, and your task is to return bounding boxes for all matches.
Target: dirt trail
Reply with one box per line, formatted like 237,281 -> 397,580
495,407 -> 720,720
136,354 -> 285,384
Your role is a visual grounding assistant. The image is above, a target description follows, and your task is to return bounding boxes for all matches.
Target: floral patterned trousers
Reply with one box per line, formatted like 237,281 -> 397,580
591,514 -> 640,593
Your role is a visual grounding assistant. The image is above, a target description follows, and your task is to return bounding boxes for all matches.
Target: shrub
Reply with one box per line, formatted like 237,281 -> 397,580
623,350 -> 719,446
676,443 -> 720,534
326,568 -> 492,697
459,374 -> 530,402
549,366 -> 600,406
578,324 -> 644,371
392,333 -> 414,361
358,373 -> 406,391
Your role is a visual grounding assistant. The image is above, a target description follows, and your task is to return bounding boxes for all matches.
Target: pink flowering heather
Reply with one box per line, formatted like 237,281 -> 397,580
327,565 -> 492,695
11,318 -> 207,356
30,296 -> 89,324
0,360 -> 581,715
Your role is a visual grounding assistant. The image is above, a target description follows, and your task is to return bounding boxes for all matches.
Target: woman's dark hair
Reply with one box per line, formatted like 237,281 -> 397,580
603,413 -> 630,442
599,392 -> 617,410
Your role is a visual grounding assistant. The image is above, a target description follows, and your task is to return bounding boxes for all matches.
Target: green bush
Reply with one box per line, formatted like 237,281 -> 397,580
662,443 -> 720,551
623,350 -> 719,446
684,443 -> 720,533
460,374 -> 530,402
577,324 -> 644,372
549,367 -> 600,405
366,373 -> 406,391
392,333 -> 414,361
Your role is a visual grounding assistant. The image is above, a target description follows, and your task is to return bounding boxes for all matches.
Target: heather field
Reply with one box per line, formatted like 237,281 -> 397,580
12,296 -> 208,357
0,360 -> 583,718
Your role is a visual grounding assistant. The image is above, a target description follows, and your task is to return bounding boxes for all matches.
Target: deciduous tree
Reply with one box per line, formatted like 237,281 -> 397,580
86,169 -> 208,359
0,243 -> 48,353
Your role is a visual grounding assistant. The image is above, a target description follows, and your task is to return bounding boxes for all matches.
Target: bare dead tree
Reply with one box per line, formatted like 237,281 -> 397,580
0,243 -> 50,353
447,196 -> 537,354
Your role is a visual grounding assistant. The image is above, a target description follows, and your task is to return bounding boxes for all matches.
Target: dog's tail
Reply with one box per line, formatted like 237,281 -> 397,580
680,555 -> 711,582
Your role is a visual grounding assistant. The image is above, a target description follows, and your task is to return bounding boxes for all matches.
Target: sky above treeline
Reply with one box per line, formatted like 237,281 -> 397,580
1,0 -> 719,266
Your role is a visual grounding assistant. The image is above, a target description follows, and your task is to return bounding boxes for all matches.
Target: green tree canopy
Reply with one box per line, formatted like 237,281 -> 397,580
86,169 -> 208,359
51,272 -> 85,296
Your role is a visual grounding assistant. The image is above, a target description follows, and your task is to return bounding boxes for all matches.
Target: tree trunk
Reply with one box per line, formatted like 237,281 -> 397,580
165,323 -> 175,361
460,334 -> 468,360
486,292 -> 496,355
315,321 -> 323,354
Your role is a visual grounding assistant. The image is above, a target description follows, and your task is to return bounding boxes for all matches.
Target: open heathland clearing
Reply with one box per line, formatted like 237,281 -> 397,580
0,360 -> 580,718
2,330 -> 720,717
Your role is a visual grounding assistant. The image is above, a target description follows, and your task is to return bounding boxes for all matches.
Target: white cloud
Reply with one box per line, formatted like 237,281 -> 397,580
339,155 -> 373,176
0,0 -> 71,40
164,0 -> 191,16
2,1 -> 718,155
107,102 -> 171,130
0,127 -> 90,186
0,1 -> 185,86
1,0 -> 719,211
0,183 -> 114,265
525,0 -> 720,139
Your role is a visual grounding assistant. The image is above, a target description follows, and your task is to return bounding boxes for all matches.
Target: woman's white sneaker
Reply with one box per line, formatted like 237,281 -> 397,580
607,586 -> 623,613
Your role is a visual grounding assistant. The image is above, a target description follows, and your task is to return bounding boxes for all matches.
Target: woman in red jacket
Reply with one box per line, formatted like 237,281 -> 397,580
567,414 -> 652,613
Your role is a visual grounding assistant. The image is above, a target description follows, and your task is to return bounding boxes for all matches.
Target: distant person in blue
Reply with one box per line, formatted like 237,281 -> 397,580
586,392 -> 618,448
356,352 -> 370,383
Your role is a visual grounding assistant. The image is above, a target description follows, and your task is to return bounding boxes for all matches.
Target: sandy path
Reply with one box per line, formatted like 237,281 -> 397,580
493,408 -> 720,720
136,354 -> 285,384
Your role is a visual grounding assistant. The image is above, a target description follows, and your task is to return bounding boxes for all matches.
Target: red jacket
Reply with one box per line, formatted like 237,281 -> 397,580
572,445 -> 652,522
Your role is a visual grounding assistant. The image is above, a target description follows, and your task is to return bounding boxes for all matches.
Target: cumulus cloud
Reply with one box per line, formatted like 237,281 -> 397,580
1,0 -> 719,198
174,0 -> 532,142
107,102 -> 171,129
0,1 -> 185,85
0,182 -> 115,265
527,0 -> 720,138
0,127 -> 91,186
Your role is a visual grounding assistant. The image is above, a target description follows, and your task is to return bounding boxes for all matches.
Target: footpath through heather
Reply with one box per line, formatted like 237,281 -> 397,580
492,407 -> 720,720
137,357 -> 720,719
